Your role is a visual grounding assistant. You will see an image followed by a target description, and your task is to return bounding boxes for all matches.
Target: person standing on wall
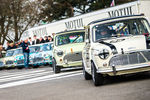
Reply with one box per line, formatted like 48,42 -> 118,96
0,44 -> 3,58
48,36 -> 53,42
39,37 -> 45,43
32,35 -> 39,45
44,36 -> 49,42
22,39 -> 30,69
28,37 -> 33,45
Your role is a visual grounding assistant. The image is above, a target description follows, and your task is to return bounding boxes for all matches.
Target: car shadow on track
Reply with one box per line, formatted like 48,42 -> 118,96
103,72 -> 150,85
60,67 -> 83,73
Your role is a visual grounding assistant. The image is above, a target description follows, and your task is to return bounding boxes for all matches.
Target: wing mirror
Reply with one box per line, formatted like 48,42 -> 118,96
51,44 -> 54,48
85,39 -> 89,43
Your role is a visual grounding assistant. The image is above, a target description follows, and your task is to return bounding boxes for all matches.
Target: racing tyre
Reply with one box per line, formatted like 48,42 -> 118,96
91,62 -> 104,86
82,62 -> 92,80
52,58 -> 60,73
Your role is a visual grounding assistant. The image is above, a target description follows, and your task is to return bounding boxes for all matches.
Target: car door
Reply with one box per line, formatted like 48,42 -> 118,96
83,27 -> 91,69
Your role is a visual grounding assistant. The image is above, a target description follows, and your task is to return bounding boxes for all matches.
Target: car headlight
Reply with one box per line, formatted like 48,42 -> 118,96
57,50 -> 64,56
98,49 -> 110,59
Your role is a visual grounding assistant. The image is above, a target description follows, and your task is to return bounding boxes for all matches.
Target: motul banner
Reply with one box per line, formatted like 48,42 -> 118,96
21,0 -> 150,40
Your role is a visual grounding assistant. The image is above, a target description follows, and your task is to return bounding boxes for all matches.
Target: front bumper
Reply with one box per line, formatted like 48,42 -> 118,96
30,59 -> 52,66
97,63 -> 150,76
96,50 -> 150,76
57,61 -> 82,67
5,64 -> 15,68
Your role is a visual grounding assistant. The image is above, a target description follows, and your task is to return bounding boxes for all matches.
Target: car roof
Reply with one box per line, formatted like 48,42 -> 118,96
29,42 -> 53,47
55,29 -> 85,35
88,14 -> 145,25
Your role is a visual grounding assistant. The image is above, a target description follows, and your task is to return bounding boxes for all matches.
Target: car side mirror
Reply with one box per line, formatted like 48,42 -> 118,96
85,39 -> 89,43
51,44 -> 54,48
2,51 -> 6,57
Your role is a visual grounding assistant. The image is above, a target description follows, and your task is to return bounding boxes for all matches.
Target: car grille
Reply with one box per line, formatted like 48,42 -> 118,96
0,61 -> 3,66
6,60 -> 14,65
109,51 -> 150,66
33,57 -> 44,63
63,52 -> 82,62
17,60 -> 24,65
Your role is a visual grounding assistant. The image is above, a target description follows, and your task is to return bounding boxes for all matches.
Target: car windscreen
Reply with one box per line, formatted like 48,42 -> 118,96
55,32 -> 85,46
6,50 -> 14,57
13,49 -> 23,56
93,18 -> 150,42
40,43 -> 52,51
29,46 -> 40,53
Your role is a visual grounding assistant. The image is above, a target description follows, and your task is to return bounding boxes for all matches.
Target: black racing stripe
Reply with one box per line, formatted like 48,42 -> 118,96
100,41 -> 118,54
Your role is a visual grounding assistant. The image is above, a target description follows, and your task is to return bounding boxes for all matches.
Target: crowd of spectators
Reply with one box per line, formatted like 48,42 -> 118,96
29,35 -> 53,45
0,35 -> 53,58
5,35 -> 53,51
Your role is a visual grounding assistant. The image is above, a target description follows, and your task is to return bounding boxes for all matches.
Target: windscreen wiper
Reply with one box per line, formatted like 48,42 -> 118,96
72,36 -> 81,43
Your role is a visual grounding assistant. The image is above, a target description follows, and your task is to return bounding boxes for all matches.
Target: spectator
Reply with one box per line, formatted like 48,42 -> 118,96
0,44 -> 3,58
15,42 -> 19,48
21,39 -> 30,69
28,37 -> 33,45
13,42 -> 17,49
32,35 -> 39,45
18,40 -> 23,47
39,37 -> 45,43
44,36 -> 49,42
6,41 -> 11,50
9,42 -> 16,49
48,36 -> 53,42
52,33 -> 55,37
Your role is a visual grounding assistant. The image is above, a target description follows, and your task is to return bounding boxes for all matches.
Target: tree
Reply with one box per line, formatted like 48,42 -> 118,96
39,0 -> 136,23
0,0 -> 39,45
39,0 -> 75,22
9,0 -> 39,42
0,0 -> 12,45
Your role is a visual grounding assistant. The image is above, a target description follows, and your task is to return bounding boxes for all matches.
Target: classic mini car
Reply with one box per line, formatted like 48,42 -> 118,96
29,42 -> 53,66
39,42 -> 53,66
14,45 -> 41,68
53,30 -> 85,73
82,15 -> 150,86
4,49 -> 15,68
14,48 -> 24,68
29,45 -> 40,66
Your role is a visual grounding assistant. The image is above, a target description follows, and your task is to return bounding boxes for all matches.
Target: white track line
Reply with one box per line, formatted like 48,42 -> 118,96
0,71 -> 51,82
0,71 -> 82,89
0,70 -> 49,79
0,69 -> 46,76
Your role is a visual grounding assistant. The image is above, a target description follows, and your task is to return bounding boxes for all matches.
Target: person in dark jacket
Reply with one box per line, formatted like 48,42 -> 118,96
44,36 -> 49,42
39,37 -> 45,43
48,36 -> 53,42
32,35 -> 39,45
22,39 -> 30,68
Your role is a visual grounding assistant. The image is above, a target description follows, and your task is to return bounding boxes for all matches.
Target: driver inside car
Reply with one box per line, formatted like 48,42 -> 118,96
96,26 -> 112,40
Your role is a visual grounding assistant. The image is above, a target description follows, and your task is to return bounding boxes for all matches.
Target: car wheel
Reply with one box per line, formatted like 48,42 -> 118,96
91,62 -> 104,86
49,64 -> 52,67
52,58 -> 60,73
82,62 -> 92,80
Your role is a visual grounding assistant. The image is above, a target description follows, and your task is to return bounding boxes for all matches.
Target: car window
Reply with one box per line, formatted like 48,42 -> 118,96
29,46 -> 40,53
6,50 -> 14,57
40,43 -> 52,51
93,18 -> 150,42
56,32 -> 85,46
13,49 -> 22,56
